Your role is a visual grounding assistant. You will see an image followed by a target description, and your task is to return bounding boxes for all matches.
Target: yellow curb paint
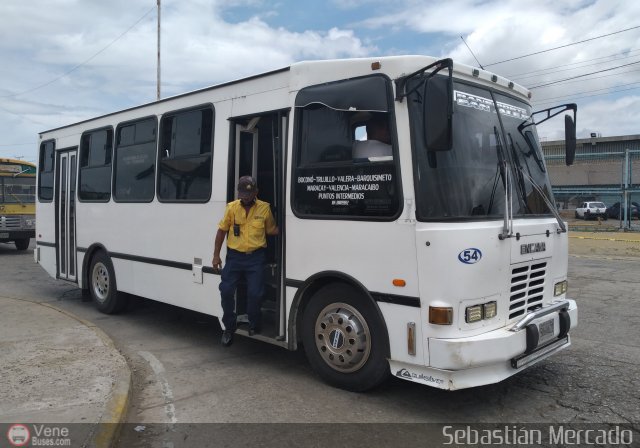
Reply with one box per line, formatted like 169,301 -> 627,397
569,235 -> 640,243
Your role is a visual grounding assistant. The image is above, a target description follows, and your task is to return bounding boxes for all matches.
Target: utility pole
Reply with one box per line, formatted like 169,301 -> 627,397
157,0 -> 161,101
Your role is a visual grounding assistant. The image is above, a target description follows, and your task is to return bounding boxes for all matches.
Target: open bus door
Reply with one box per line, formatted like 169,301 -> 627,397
230,111 -> 288,341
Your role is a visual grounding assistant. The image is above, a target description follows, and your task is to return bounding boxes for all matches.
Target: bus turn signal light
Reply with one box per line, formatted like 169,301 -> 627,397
392,279 -> 406,287
429,307 -> 453,325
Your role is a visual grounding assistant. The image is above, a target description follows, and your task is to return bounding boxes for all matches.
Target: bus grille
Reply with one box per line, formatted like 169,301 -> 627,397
0,216 -> 21,229
509,261 -> 547,320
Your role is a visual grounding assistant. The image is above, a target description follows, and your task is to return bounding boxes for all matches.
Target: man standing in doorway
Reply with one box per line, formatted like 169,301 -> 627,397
212,176 -> 278,347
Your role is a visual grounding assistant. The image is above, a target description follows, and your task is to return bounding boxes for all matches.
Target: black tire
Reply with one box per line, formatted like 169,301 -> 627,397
88,251 -> 127,314
574,211 -> 579,219
301,283 -> 390,392
585,210 -> 591,220
14,238 -> 30,251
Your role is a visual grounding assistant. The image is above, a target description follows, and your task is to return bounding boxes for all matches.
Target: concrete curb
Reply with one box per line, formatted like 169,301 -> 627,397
2,296 -> 131,448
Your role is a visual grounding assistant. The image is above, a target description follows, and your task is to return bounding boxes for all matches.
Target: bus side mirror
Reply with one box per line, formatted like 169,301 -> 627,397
564,115 -> 576,166
424,77 -> 453,152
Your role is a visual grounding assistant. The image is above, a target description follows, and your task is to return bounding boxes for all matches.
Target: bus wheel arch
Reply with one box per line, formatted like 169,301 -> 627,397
292,274 -> 391,391
85,246 -> 127,314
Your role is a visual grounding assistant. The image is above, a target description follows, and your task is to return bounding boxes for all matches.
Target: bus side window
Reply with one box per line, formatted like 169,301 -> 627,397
38,140 -> 55,202
158,106 -> 214,202
79,128 -> 113,202
113,117 -> 157,203
293,76 -> 400,219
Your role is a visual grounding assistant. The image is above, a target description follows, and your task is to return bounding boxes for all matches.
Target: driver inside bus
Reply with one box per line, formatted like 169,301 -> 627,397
352,113 -> 393,160
212,176 -> 279,347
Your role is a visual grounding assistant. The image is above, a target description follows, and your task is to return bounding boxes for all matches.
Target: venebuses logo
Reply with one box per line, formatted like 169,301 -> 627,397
7,424 -> 30,447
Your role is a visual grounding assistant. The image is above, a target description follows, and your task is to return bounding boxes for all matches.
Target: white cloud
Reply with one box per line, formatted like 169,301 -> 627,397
0,0 -> 638,161
357,0 -> 640,139
0,0 -> 374,160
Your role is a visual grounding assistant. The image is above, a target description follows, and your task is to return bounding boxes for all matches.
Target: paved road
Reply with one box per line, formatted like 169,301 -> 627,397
1,241 -> 639,446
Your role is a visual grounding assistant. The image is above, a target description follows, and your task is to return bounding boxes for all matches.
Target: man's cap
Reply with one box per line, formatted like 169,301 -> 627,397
237,176 -> 257,199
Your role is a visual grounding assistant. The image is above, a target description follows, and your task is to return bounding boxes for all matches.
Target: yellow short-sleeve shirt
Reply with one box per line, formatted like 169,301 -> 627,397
218,199 -> 277,252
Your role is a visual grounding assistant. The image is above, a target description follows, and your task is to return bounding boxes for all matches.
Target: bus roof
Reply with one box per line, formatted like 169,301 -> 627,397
0,158 -> 36,175
39,55 -> 530,136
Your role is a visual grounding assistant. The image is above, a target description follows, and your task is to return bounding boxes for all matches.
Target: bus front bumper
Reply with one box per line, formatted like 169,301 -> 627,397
0,229 -> 35,242
389,299 -> 578,390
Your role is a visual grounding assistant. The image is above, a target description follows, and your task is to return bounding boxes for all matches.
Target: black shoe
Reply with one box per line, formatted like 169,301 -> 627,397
221,330 -> 234,346
248,326 -> 261,336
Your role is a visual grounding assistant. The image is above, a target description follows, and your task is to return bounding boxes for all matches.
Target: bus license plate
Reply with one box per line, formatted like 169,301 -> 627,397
0,232 -> 9,239
538,318 -> 555,343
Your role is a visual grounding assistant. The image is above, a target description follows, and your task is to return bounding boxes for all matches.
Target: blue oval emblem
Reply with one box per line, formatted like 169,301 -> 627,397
458,248 -> 482,264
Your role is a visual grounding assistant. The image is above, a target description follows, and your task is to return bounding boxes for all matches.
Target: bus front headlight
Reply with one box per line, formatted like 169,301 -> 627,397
24,218 -> 36,228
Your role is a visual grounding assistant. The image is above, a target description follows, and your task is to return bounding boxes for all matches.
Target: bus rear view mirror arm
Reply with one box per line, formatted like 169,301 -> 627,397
518,103 -> 577,166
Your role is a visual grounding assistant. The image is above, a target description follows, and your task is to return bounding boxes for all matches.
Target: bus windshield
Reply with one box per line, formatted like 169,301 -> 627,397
409,80 -> 555,221
0,177 -> 36,204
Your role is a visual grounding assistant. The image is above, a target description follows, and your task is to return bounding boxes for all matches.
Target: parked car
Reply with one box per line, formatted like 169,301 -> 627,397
607,202 -> 639,220
575,201 -> 607,220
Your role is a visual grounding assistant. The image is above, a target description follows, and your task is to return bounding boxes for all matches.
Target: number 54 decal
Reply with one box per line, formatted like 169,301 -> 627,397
458,248 -> 482,264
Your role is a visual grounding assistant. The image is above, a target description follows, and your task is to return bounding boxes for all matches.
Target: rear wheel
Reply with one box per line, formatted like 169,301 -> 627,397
301,283 -> 389,391
14,238 -> 30,251
89,251 -> 127,314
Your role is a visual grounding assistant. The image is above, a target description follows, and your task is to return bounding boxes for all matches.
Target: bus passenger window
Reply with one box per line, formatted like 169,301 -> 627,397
38,140 -> 55,202
79,128 -> 113,202
113,117 -> 157,202
158,106 -> 214,202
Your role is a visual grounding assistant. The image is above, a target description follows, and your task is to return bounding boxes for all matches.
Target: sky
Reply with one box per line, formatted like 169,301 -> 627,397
1,0 -> 639,163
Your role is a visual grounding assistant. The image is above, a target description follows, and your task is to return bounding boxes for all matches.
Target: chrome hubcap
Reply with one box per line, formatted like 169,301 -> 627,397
92,262 -> 109,303
314,302 -> 371,373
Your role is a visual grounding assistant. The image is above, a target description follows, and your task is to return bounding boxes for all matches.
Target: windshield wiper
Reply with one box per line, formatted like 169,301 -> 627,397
487,130 -> 507,215
507,133 -> 533,215
511,163 -> 566,233
506,132 -> 566,233
494,127 -> 512,240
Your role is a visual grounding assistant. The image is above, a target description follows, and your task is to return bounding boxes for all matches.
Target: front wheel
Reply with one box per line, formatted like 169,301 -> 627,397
89,251 -> 127,314
301,283 -> 390,391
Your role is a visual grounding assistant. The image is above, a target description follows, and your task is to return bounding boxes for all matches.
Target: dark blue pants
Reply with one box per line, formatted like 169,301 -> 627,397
219,248 -> 265,331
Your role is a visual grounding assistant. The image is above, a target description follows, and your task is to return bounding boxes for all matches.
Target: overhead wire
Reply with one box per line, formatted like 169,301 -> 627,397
483,24 -> 640,67
0,5 -> 156,99
527,60 -> 640,89
504,48 -> 640,79
532,81 -> 640,103
510,53 -> 640,82
532,85 -> 640,107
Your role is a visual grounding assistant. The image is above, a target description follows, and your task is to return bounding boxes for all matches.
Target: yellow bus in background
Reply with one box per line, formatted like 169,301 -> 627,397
0,158 -> 36,250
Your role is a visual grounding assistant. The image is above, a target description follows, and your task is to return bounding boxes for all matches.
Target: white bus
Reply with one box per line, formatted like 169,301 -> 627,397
35,56 -> 578,391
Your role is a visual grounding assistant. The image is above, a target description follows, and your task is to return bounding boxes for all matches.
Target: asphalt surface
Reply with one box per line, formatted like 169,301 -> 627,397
0,238 -> 639,447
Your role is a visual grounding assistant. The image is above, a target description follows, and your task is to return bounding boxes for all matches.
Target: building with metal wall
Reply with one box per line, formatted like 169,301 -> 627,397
542,134 -> 640,215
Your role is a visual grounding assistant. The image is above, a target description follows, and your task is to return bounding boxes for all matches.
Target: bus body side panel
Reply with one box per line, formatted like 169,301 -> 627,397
285,218 -> 425,365
58,73 -> 291,319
